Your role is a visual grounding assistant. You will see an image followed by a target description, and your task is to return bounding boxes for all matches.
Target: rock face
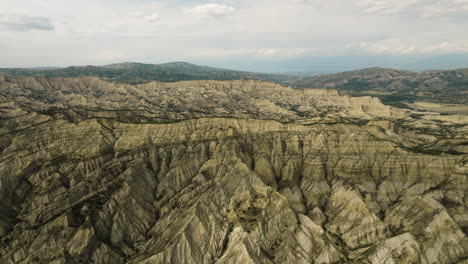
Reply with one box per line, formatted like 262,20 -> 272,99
0,76 -> 410,122
0,76 -> 467,263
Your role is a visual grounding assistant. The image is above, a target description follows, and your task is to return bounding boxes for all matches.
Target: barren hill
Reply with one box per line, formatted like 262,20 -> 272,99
0,75 -> 467,263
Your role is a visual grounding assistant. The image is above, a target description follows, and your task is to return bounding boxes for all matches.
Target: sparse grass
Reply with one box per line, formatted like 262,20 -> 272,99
409,145 -> 464,156
383,102 -> 412,109
409,101 -> 468,114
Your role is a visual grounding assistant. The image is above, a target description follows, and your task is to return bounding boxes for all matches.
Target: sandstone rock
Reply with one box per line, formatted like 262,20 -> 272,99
0,77 -> 466,263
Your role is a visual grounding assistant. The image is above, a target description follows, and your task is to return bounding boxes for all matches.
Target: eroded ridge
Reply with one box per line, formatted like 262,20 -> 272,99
0,117 -> 466,263
0,76 -> 467,263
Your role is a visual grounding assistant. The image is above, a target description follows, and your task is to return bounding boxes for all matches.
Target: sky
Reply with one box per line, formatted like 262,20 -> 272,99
1,0 -> 468,72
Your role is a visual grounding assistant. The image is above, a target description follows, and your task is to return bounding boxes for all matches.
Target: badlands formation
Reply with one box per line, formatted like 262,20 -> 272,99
0,75 -> 467,263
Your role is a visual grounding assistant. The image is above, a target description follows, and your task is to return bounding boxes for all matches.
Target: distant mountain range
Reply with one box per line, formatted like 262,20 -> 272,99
289,67 -> 468,105
197,54 -> 468,73
0,62 -> 298,84
1,62 -> 467,106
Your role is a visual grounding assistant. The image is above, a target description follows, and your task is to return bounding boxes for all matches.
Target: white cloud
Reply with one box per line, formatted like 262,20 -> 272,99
1,0 -> 468,68
189,48 -> 309,58
185,4 -> 235,20
144,13 -> 160,23
297,0 -> 468,17
255,48 -> 307,57
89,50 -> 127,63
424,41 -> 450,52
356,0 -> 423,14
356,0 -> 468,17
256,48 -> 281,56
359,38 -> 416,55
0,14 -> 54,31
421,41 -> 468,53
104,12 -> 161,29
350,39 -> 468,55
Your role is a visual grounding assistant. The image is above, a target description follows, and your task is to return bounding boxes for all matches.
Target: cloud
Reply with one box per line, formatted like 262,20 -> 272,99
356,0 -> 468,17
347,39 -> 468,55
420,41 -> 468,53
104,12 -> 161,29
424,41 -> 450,52
91,50 -> 127,63
193,48 -> 309,58
185,4 -> 235,20
1,0 -> 468,68
296,0 -> 468,17
358,38 -> 416,55
356,0 -> 422,15
144,13 -> 160,23
255,48 -> 307,57
0,14 -> 54,31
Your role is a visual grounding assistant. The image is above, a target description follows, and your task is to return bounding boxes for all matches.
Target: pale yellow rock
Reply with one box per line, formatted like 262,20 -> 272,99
0,77 -> 466,263
66,217 -> 95,256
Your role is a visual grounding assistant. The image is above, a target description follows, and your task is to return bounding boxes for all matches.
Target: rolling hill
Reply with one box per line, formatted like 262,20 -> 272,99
2,62 -> 467,110
0,62 -> 297,84
288,67 -> 468,106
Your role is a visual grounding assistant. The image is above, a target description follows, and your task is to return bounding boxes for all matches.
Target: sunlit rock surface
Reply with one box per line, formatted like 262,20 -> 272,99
0,76 -> 467,263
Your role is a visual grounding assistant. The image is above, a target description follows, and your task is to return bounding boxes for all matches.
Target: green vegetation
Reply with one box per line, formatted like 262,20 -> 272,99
2,63 -> 467,107
409,145 -> 463,156
289,67 -> 468,105
0,62 -> 297,84
377,94 -> 416,109
383,102 -> 411,109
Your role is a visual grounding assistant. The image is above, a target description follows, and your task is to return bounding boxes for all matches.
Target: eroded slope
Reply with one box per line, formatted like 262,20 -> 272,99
0,76 -> 467,263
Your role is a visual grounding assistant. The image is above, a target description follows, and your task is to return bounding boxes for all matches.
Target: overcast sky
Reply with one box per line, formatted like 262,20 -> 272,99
1,0 -> 468,71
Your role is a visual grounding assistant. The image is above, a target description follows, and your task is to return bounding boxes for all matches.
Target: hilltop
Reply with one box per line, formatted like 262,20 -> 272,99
1,62 -> 467,111
288,67 -> 468,106
0,61 -> 297,84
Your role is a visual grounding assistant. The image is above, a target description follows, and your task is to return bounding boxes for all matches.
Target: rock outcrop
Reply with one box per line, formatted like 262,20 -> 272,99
0,76 -> 467,263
